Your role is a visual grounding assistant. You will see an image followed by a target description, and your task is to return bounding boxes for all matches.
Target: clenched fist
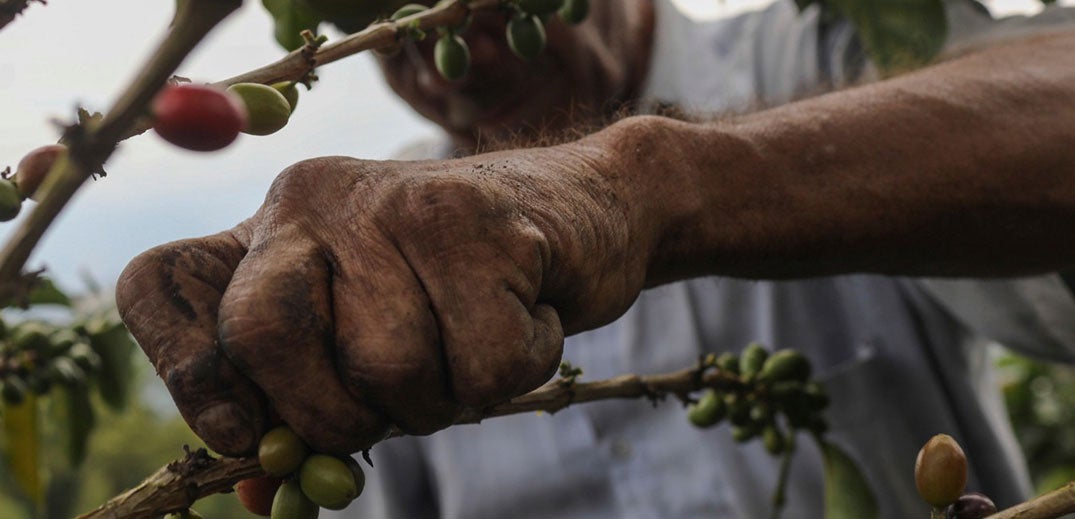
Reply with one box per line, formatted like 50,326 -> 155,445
116,131 -> 663,456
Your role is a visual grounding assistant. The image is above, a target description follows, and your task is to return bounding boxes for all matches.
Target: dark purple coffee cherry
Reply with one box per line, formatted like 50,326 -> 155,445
946,492 -> 997,519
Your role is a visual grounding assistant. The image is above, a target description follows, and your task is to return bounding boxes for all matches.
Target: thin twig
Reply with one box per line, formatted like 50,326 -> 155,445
77,366 -> 743,519
988,481 -> 1075,519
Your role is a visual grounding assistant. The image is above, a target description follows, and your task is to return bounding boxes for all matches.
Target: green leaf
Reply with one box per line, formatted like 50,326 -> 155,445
2,396 -> 42,504
820,438 -> 879,519
825,0 -> 947,73
87,321 -> 135,411
262,0 -> 323,51
52,385 -> 95,467
26,277 -> 71,307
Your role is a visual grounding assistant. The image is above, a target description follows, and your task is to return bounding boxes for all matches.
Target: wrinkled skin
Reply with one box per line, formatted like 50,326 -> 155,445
117,145 -> 655,455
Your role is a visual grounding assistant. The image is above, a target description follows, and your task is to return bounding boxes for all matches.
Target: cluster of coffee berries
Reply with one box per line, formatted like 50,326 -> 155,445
0,143 -> 69,221
915,434 -> 999,519
427,0 -> 590,81
0,318 -> 103,405
151,80 -> 300,152
686,343 -> 828,455
234,425 -> 365,518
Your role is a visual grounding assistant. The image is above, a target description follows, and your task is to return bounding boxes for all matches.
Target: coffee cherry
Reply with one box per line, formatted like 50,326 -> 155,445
299,454 -> 360,510
272,480 -> 319,519
259,425 -> 309,477
341,455 -> 367,498
236,475 -> 283,517
506,15 -> 546,60
557,0 -> 589,24
757,349 -> 811,383
434,34 -> 470,81
725,393 -> 751,426
13,144 -> 66,200
946,492 -> 997,519
0,180 -> 22,222
152,84 -> 247,151
271,81 -> 300,113
739,343 -> 768,381
762,425 -> 786,455
391,3 -> 428,20
687,389 -> 726,428
227,83 -> 292,136
732,423 -> 760,442
915,434 -> 968,508
715,352 -> 739,375
517,0 -> 564,16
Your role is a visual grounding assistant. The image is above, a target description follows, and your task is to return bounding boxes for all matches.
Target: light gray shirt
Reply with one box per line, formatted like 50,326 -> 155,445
333,2 -> 1075,517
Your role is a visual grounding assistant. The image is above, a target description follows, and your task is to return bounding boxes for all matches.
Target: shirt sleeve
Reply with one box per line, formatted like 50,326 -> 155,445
916,276 -> 1075,363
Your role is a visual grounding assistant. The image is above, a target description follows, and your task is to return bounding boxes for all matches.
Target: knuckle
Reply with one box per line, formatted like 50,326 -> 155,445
265,157 -> 358,209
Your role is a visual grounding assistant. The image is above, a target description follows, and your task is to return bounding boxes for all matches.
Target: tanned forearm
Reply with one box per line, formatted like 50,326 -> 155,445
581,29 -> 1075,285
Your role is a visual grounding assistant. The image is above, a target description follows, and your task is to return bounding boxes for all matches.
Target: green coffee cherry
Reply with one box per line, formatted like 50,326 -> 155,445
557,0 -> 589,24
757,349 -> 811,383
732,423 -> 760,442
342,455 -> 367,498
506,15 -> 546,60
762,425 -> 786,455
517,0 -> 564,16
0,180 -> 22,222
739,342 -> 769,380
687,389 -> 726,428
299,454 -> 360,510
258,425 -> 309,477
715,352 -> 739,375
768,380 -> 804,400
725,393 -> 750,426
227,83 -> 292,136
434,34 -> 470,81
748,401 -> 771,424
271,481 -> 319,519
271,81 -> 300,113
391,3 -> 428,20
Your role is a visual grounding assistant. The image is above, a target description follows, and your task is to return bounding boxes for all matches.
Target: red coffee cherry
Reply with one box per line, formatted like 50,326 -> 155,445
14,144 -> 67,200
152,84 -> 247,151
235,475 -> 283,517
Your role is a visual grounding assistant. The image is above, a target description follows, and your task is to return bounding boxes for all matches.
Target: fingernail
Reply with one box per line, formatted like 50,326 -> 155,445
195,402 -> 256,455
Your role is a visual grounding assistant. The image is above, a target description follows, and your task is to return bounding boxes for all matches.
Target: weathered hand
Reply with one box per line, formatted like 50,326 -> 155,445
116,143 -> 654,456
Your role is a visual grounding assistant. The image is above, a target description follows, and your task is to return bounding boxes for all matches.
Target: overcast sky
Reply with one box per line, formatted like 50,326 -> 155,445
0,0 -> 1049,295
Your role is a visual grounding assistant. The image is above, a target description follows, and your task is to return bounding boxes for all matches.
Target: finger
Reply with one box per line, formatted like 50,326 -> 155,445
116,231 -> 268,455
402,206 -> 564,406
218,232 -> 390,454
332,240 -> 461,436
